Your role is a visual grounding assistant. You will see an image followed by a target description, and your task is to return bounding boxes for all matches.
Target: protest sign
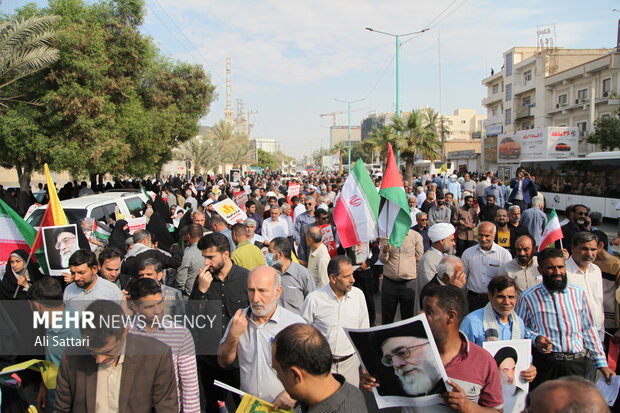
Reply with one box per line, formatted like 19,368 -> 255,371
318,224 -> 337,257
213,198 -> 248,225
234,191 -> 248,211
126,217 -> 147,235
42,224 -> 79,276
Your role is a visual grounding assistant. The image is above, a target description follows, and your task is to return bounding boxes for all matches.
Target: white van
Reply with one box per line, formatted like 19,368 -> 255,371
25,190 -> 149,227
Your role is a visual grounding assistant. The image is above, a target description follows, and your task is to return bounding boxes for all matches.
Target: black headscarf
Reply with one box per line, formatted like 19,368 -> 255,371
108,219 -> 130,255
151,195 -> 172,224
146,213 -> 174,252
0,249 -> 45,300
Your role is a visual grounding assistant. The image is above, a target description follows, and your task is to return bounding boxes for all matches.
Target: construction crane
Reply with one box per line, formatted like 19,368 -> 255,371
319,107 -> 370,126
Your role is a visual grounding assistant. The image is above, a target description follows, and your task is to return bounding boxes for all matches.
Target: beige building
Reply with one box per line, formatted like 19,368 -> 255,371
330,126 -> 362,146
442,108 -> 486,140
481,47 -> 613,171
252,138 -> 280,154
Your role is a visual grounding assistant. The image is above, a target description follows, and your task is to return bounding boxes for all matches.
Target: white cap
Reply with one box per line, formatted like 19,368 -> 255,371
428,223 -> 456,243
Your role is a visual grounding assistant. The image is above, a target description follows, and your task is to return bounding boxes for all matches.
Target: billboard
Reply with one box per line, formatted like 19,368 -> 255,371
497,127 -> 578,163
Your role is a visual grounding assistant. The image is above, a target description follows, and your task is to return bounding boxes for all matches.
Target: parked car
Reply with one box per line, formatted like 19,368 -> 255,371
25,191 -> 148,227
498,137 -> 521,159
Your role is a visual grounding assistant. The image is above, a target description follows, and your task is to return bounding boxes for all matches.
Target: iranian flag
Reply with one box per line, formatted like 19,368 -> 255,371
378,143 -> 412,247
0,198 -> 37,272
333,159 -> 380,248
538,209 -> 563,251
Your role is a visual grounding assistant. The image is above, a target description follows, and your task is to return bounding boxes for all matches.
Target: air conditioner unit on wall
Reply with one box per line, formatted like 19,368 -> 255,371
603,91 -> 609,97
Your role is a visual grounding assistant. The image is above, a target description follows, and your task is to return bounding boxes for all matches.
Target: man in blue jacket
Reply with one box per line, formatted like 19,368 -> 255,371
507,167 -> 536,211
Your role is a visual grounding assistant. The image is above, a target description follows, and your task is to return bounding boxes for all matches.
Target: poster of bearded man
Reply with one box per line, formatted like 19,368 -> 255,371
483,339 -> 530,413
346,315 -> 449,409
42,224 -> 79,275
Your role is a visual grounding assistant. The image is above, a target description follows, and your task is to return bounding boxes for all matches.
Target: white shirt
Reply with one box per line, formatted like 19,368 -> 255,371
566,256 -> 604,334
462,243 -> 513,294
63,277 -> 123,313
220,306 -> 305,403
294,203 -> 306,221
262,217 -> 291,241
514,179 -> 524,201
301,285 -> 369,357
416,192 -> 427,208
307,243 -> 331,287
409,207 -> 421,226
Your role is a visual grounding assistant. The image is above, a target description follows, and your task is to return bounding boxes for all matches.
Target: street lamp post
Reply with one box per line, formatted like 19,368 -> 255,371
365,27 -> 428,118
335,97 -> 364,173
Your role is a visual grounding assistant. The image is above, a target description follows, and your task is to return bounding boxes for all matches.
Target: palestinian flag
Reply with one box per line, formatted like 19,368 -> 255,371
93,221 -> 111,241
539,209 -> 563,251
333,159 -> 380,248
378,143 -> 412,247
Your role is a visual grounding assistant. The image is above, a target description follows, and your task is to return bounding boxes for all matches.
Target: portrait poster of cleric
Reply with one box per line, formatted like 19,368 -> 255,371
42,224 -> 79,275
345,315 -> 449,409
483,339 -> 530,413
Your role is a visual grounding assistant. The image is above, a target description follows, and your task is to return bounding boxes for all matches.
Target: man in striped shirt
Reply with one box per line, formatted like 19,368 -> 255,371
129,278 -> 201,413
516,248 -> 614,390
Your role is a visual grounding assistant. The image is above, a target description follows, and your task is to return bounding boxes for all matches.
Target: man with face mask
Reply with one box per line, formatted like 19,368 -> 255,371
516,248 -> 614,389
267,237 -> 316,314
484,177 -> 505,208
446,174 -> 461,203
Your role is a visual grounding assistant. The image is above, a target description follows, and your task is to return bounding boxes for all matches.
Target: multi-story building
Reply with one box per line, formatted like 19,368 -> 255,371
330,126 -> 362,146
252,138 -> 280,154
481,47 -> 613,171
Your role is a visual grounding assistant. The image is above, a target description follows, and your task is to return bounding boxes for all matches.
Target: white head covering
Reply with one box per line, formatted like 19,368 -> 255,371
428,223 -> 456,243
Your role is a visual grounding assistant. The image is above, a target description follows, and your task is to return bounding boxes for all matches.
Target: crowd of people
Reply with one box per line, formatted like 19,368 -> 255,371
1,166 -> 619,413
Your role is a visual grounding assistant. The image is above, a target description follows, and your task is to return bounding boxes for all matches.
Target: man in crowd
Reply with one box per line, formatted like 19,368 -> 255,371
479,194 -> 500,223
244,218 -> 266,246
137,258 -> 185,317
408,195 -> 420,226
507,167 -> 536,212
230,223 -> 265,271
484,177 -> 504,208
475,173 -> 490,207
294,196 -> 317,265
506,206 -> 529,256
453,195 -> 478,256
525,376 -> 610,413
413,212 -> 431,252
379,228 -> 424,324
306,226 -> 331,288
461,173 -> 476,193
497,235 -> 540,295
262,206 -> 290,242
210,214 -> 236,253
415,223 -> 456,309
63,250 -> 123,313
428,192 -> 452,226
418,255 -> 467,306
462,221 -> 512,311
271,324 -> 368,413
362,285 -> 504,412
174,223 -> 205,299
592,230 -> 620,341
415,186 -> 427,208
98,247 -> 131,290
54,300 -> 178,412
301,256 -> 369,386
520,196 -> 546,243
121,229 -> 182,278
218,266 -> 305,410
559,204 -> 590,255
188,233 -> 249,413
566,231 -> 604,337
267,236 -> 316,314
128,278 -> 200,413
245,201 -> 263,235
516,248 -> 614,389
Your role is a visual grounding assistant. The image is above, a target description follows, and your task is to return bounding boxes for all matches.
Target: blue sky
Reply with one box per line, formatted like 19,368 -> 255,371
3,0 -> 619,158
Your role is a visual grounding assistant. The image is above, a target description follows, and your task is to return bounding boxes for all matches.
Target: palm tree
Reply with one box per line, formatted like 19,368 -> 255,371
392,109 -> 442,183
367,125 -> 397,166
0,15 -> 59,107
173,136 -> 218,175
225,142 -> 253,169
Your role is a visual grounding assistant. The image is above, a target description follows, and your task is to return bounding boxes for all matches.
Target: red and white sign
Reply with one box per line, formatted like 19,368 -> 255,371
126,217 -> 147,235
318,224 -> 337,257
287,182 -> 301,203
234,191 -> 248,211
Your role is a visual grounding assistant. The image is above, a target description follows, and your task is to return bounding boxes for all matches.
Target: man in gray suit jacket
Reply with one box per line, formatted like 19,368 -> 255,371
54,300 -> 178,413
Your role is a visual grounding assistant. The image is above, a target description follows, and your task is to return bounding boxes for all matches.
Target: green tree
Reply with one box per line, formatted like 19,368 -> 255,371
255,149 -> 276,170
367,125 -> 397,165
587,111 -> 620,151
392,108 -> 442,183
0,0 -> 215,193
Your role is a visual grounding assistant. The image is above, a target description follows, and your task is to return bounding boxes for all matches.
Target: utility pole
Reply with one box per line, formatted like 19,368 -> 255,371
335,98 -> 364,173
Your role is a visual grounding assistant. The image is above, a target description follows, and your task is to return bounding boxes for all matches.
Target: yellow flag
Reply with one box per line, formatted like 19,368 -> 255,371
44,163 -> 68,226
235,394 -> 294,413
1,359 -> 58,390
438,163 -> 447,174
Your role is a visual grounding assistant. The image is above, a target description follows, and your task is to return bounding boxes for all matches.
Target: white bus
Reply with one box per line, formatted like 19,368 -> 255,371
520,151 -> 620,219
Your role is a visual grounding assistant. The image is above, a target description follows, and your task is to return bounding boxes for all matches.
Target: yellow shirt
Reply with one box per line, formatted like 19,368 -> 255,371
231,240 -> 266,271
497,228 -> 510,248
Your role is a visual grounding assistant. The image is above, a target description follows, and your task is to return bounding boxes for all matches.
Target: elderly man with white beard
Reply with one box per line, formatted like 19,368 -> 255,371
55,229 -> 78,268
218,266 -> 306,410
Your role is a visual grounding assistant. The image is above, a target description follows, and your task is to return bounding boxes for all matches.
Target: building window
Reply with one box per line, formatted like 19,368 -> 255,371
492,106 -> 498,116
505,108 -> 512,125
506,83 -> 512,101
506,52 -> 513,77
577,121 -> 587,137
492,83 -> 499,94
523,70 -> 532,83
558,93 -> 568,107
576,89 -> 588,103
601,113 -> 611,119
602,78 -> 611,96
522,96 -> 531,105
